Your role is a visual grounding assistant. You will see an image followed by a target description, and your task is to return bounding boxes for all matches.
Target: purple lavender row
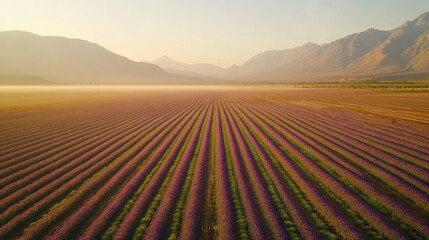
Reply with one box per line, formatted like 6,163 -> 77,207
77,102 -> 205,240
0,111 -> 151,220
265,103 -> 429,192
51,104 -> 207,240
0,98 -> 182,185
0,108 -> 163,239
0,101 -> 183,215
285,103 -> 429,152
244,102 -> 409,239
178,101 -> 213,240
0,95 -> 182,158
283,104 -> 429,168
258,103 -> 429,235
112,103 -> 208,240
0,96 -> 179,165
269,104 -> 429,205
293,105 -> 429,161
223,101 -> 289,239
54,100 -> 205,240
0,107 -> 132,165
5,100 -> 198,240
0,101 -> 164,176
0,110 -> 146,198
212,103 -> 236,240
219,101 -> 267,240
0,107 -> 123,156
0,99 -> 196,238
231,98 -> 363,239
0,111 -> 124,169
143,103 -> 211,239
230,100 -> 321,240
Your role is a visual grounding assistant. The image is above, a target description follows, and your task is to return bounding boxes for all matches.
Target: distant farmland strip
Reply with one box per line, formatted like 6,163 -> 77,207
0,88 -> 427,240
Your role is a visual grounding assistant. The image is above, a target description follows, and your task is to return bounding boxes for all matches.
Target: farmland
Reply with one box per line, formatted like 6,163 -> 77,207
0,86 -> 428,240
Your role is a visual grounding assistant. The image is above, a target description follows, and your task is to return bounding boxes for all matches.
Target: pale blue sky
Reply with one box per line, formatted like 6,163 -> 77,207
1,0 -> 428,67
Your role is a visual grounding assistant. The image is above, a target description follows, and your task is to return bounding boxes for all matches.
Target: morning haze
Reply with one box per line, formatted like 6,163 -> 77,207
1,2 -> 429,240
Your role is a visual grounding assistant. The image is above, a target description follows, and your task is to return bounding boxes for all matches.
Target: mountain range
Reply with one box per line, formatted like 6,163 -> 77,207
0,31 -> 217,84
0,12 -> 428,84
155,12 -> 429,82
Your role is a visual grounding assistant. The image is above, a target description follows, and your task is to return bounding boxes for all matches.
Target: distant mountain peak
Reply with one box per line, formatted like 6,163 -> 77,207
414,12 -> 429,26
153,56 -> 179,66
364,28 -> 379,33
152,55 -> 225,77
155,55 -> 174,61
413,12 -> 429,26
303,42 -> 318,47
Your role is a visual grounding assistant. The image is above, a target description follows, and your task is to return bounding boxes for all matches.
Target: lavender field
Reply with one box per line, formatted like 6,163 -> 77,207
0,86 -> 428,240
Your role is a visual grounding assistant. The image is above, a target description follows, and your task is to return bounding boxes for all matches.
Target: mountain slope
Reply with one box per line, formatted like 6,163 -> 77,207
227,11 -> 429,81
348,12 -> 429,73
0,31 -> 175,84
228,29 -> 390,78
406,31 -> 429,70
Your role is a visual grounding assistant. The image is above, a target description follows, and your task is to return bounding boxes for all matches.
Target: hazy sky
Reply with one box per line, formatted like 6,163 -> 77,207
1,1 -> 429,67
